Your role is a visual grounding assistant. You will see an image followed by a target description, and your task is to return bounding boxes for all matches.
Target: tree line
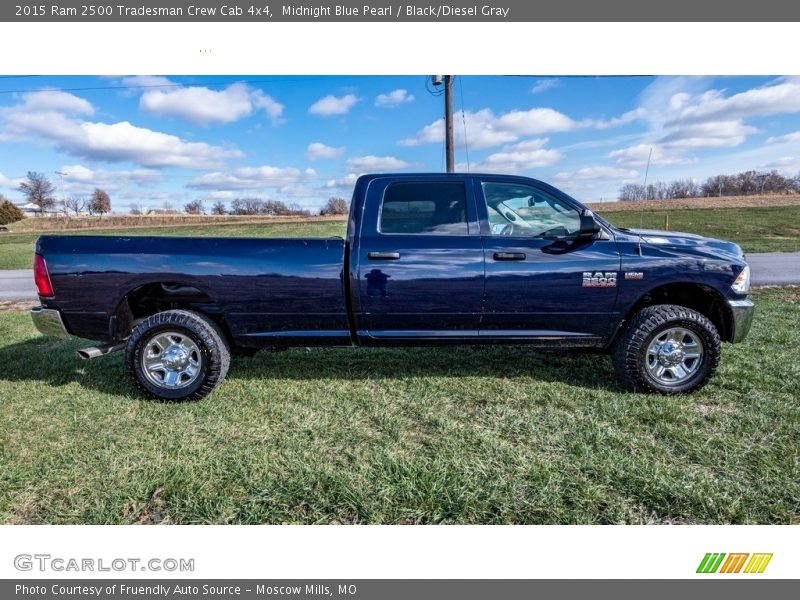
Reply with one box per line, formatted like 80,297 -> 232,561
181,196 -> 349,216
7,171 -> 351,218
14,171 -> 112,216
619,170 -> 800,201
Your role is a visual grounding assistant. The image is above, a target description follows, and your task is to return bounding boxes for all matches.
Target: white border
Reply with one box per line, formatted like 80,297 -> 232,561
1,525 -> 796,579
0,22 -> 798,75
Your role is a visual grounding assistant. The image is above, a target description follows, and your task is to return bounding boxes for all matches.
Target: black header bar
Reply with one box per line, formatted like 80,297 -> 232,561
4,0 -> 800,22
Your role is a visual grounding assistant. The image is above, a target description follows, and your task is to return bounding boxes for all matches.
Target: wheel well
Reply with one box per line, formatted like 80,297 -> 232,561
111,282 -> 232,343
620,283 -> 733,342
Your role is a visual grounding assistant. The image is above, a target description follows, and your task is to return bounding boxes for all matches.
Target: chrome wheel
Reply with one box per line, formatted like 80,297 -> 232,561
141,331 -> 202,389
645,327 -> 704,386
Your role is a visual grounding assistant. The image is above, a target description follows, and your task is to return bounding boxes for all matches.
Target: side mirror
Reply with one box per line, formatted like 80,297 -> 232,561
579,210 -> 601,237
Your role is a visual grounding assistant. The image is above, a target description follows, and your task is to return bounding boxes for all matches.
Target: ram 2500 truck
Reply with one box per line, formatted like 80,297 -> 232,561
30,173 -> 754,400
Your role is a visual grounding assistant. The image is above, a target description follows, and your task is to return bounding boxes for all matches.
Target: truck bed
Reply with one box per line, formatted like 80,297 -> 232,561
37,235 -> 350,345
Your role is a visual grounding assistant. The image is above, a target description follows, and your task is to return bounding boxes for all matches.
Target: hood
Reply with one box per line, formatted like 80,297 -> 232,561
623,228 -> 745,261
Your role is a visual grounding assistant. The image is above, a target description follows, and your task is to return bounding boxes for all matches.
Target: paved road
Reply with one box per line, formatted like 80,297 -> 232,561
746,252 -> 800,285
0,253 -> 798,301
0,270 -> 37,301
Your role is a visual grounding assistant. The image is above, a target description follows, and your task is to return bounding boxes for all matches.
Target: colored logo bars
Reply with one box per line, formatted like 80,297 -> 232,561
696,553 -> 773,574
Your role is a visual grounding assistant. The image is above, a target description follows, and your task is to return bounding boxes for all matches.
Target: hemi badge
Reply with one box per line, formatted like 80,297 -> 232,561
625,272 -> 644,280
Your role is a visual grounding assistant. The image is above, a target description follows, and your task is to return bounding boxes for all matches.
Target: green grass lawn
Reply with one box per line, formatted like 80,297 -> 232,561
604,205 -> 800,254
0,287 -> 797,524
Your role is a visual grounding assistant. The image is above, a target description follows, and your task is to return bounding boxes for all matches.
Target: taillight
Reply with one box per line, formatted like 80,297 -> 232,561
33,254 -> 54,297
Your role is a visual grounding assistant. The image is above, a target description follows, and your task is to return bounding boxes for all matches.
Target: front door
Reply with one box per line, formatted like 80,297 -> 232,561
354,178 -> 484,340
477,178 -> 621,340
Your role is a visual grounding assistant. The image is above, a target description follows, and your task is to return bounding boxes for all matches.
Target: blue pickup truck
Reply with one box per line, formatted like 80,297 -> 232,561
30,173 -> 754,400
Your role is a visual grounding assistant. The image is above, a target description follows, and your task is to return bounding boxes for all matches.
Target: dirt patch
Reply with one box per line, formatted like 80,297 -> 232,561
695,403 -> 735,417
587,194 -> 800,213
0,300 -> 36,312
7,502 -> 43,524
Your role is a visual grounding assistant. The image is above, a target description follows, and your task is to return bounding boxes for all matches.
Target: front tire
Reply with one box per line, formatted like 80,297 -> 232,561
125,309 -> 230,401
612,304 -> 721,394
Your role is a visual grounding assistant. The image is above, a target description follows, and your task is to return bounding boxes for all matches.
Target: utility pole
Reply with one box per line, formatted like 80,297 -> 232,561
55,170 -> 67,216
444,75 -> 455,173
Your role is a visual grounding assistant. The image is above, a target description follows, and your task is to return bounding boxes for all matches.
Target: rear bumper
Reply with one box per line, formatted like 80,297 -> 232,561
30,306 -> 70,338
728,299 -> 755,343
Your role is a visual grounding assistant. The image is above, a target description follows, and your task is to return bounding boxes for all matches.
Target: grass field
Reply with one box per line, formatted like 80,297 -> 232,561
605,206 -> 800,254
0,220 -> 347,270
0,287 -> 797,524
1,204 -> 798,270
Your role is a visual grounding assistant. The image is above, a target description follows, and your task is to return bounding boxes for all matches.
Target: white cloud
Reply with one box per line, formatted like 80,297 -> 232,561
375,89 -> 415,107
0,172 -> 25,190
670,78 -> 800,125
608,144 -> 695,167
19,90 -> 95,115
187,166 -> 317,191
758,156 -> 799,169
592,107 -> 647,130
326,173 -> 359,189
531,79 -> 561,94
462,138 -> 562,173
306,142 -> 345,160
659,120 -> 756,149
766,131 -> 800,144
308,94 -> 358,116
140,82 -> 284,125
345,155 -> 412,172
59,164 -> 162,194
401,105 -> 642,150
609,77 -> 800,168
554,166 -> 638,182
0,92 -> 241,169
120,75 -> 173,89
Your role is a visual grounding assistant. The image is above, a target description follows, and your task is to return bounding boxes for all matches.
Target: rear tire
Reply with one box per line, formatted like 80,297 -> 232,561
125,309 -> 230,401
612,304 -> 720,394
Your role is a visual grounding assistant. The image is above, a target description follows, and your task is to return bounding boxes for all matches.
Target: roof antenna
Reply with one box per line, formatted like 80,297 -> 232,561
637,147 -> 653,255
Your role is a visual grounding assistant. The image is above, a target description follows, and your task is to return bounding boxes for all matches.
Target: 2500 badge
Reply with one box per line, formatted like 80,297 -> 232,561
582,271 -> 617,288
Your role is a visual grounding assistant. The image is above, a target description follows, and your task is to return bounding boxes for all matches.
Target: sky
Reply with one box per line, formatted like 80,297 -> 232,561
2,74 -> 800,212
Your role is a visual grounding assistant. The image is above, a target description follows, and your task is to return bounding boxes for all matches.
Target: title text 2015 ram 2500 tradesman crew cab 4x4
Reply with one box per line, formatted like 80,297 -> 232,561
30,173 -> 754,401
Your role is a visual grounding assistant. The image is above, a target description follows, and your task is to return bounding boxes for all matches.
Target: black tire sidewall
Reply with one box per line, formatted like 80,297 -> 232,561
613,304 -> 722,395
125,310 -> 228,401
637,318 -> 715,394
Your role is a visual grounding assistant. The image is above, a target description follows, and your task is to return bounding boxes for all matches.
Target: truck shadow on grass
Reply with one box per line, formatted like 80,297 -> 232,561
0,337 -> 622,398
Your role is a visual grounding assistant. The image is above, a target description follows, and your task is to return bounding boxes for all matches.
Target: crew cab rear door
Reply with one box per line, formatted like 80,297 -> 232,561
476,177 -> 621,341
352,176 -> 484,340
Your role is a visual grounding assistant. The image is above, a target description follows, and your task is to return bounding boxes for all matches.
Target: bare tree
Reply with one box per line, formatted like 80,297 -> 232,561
19,171 -> 56,215
320,196 -> 349,215
184,200 -> 204,215
211,200 -> 227,215
90,188 -> 111,218
65,195 -> 86,216
129,203 -> 143,215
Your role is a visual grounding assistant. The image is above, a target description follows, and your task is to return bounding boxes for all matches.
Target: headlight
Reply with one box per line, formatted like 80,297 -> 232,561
731,265 -> 750,294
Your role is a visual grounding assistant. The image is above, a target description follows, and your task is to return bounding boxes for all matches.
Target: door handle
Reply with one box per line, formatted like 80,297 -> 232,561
368,251 -> 401,260
493,252 -> 526,261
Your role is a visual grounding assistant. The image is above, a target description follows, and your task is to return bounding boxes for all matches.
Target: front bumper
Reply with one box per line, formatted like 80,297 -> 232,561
30,306 -> 70,338
728,299 -> 755,343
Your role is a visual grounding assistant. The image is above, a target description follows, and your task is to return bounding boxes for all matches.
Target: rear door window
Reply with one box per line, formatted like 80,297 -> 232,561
379,181 -> 468,235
